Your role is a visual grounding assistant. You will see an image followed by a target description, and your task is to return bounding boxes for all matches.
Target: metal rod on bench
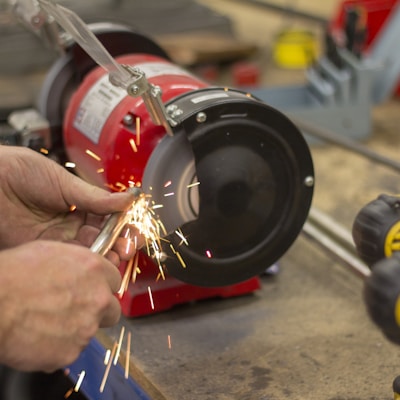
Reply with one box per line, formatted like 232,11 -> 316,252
293,117 -> 400,174
303,207 -> 370,280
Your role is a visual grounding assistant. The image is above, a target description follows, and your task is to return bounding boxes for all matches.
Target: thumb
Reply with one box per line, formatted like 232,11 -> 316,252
61,172 -> 136,216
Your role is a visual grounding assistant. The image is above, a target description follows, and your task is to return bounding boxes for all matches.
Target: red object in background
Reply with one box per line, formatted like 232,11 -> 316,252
330,0 -> 400,95
330,0 -> 397,48
232,61 -> 261,87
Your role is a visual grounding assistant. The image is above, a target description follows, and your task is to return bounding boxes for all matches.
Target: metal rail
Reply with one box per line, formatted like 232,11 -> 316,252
293,117 -> 400,174
304,207 -> 370,280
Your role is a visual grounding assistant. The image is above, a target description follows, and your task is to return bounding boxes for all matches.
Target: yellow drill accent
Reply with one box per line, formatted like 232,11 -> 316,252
394,296 -> 400,328
394,392 -> 400,400
384,221 -> 400,258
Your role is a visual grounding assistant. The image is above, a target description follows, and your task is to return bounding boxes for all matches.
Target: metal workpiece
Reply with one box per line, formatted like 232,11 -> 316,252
90,187 -> 142,256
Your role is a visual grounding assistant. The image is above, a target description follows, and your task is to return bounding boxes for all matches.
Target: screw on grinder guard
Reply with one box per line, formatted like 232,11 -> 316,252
90,187 -> 142,256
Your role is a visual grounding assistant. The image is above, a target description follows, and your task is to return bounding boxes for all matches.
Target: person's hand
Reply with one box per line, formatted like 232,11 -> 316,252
0,146 -> 137,261
0,240 -> 122,372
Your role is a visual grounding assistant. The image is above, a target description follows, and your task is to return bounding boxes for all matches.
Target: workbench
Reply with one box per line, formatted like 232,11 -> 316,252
108,2 -> 400,398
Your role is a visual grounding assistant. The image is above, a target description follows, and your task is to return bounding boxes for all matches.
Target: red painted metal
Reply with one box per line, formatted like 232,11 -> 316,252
64,53 -> 208,189
330,0 -> 400,95
118,257 -> 261,317
330,0 -> 398,48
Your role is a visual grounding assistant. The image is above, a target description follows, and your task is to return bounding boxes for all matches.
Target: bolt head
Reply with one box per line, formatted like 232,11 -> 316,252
196,112 -> 207,123
304,176 -> 314,187
123,114 -> 134,126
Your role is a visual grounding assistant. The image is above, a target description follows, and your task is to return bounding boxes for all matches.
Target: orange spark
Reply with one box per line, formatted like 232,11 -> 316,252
97,168 -> 105,174
136,117 -> 141,145
118,257 -> 134,298
175,229 -> 188,246
74,370 -> 86,392
176,251 -> 186,268
100,342 -> 117,393
115,182 -> 127,191
148,286 -> 155,310
164,192 -> 175,197
124,230 -> 133,255
114,326 -> 125,365
69,204 -> 77,212
40,147 -> 49,155
168,335 -> 172,349
64,388 -> 74,399
164,180 -> 172,188
206,250 -> 212,258
129,138 -> 138,153
132,263 -> 141,283
85,149 -> 101,161
131,268 -> 138,283
125,331 -> 131,379
104,349 -> 111,365
158,264 -> 166,281
65,161 -> 76,168
187,182 -> 200,188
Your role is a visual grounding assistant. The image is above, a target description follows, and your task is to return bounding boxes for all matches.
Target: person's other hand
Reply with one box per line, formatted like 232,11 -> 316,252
0,240 -> 122,372
0,146 -> 137,262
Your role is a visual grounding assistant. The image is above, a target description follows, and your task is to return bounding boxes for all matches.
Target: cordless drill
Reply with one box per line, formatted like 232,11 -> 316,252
353,194 -> 400,345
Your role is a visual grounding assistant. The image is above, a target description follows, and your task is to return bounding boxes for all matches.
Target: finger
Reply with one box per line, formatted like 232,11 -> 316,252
100,258 -> 122,294
105,250 -> 120,267
99,296 -> 122,327
85,213 -> 106,229
120,226 -> 145,247
75,226 -> 128,267
113,237 -> 137,261
61,173 -> 135,216
75,225 -> 101,247
116,227 -> 144,260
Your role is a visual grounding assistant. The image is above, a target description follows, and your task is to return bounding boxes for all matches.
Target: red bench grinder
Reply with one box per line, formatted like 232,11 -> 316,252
35,20 -> 314,317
